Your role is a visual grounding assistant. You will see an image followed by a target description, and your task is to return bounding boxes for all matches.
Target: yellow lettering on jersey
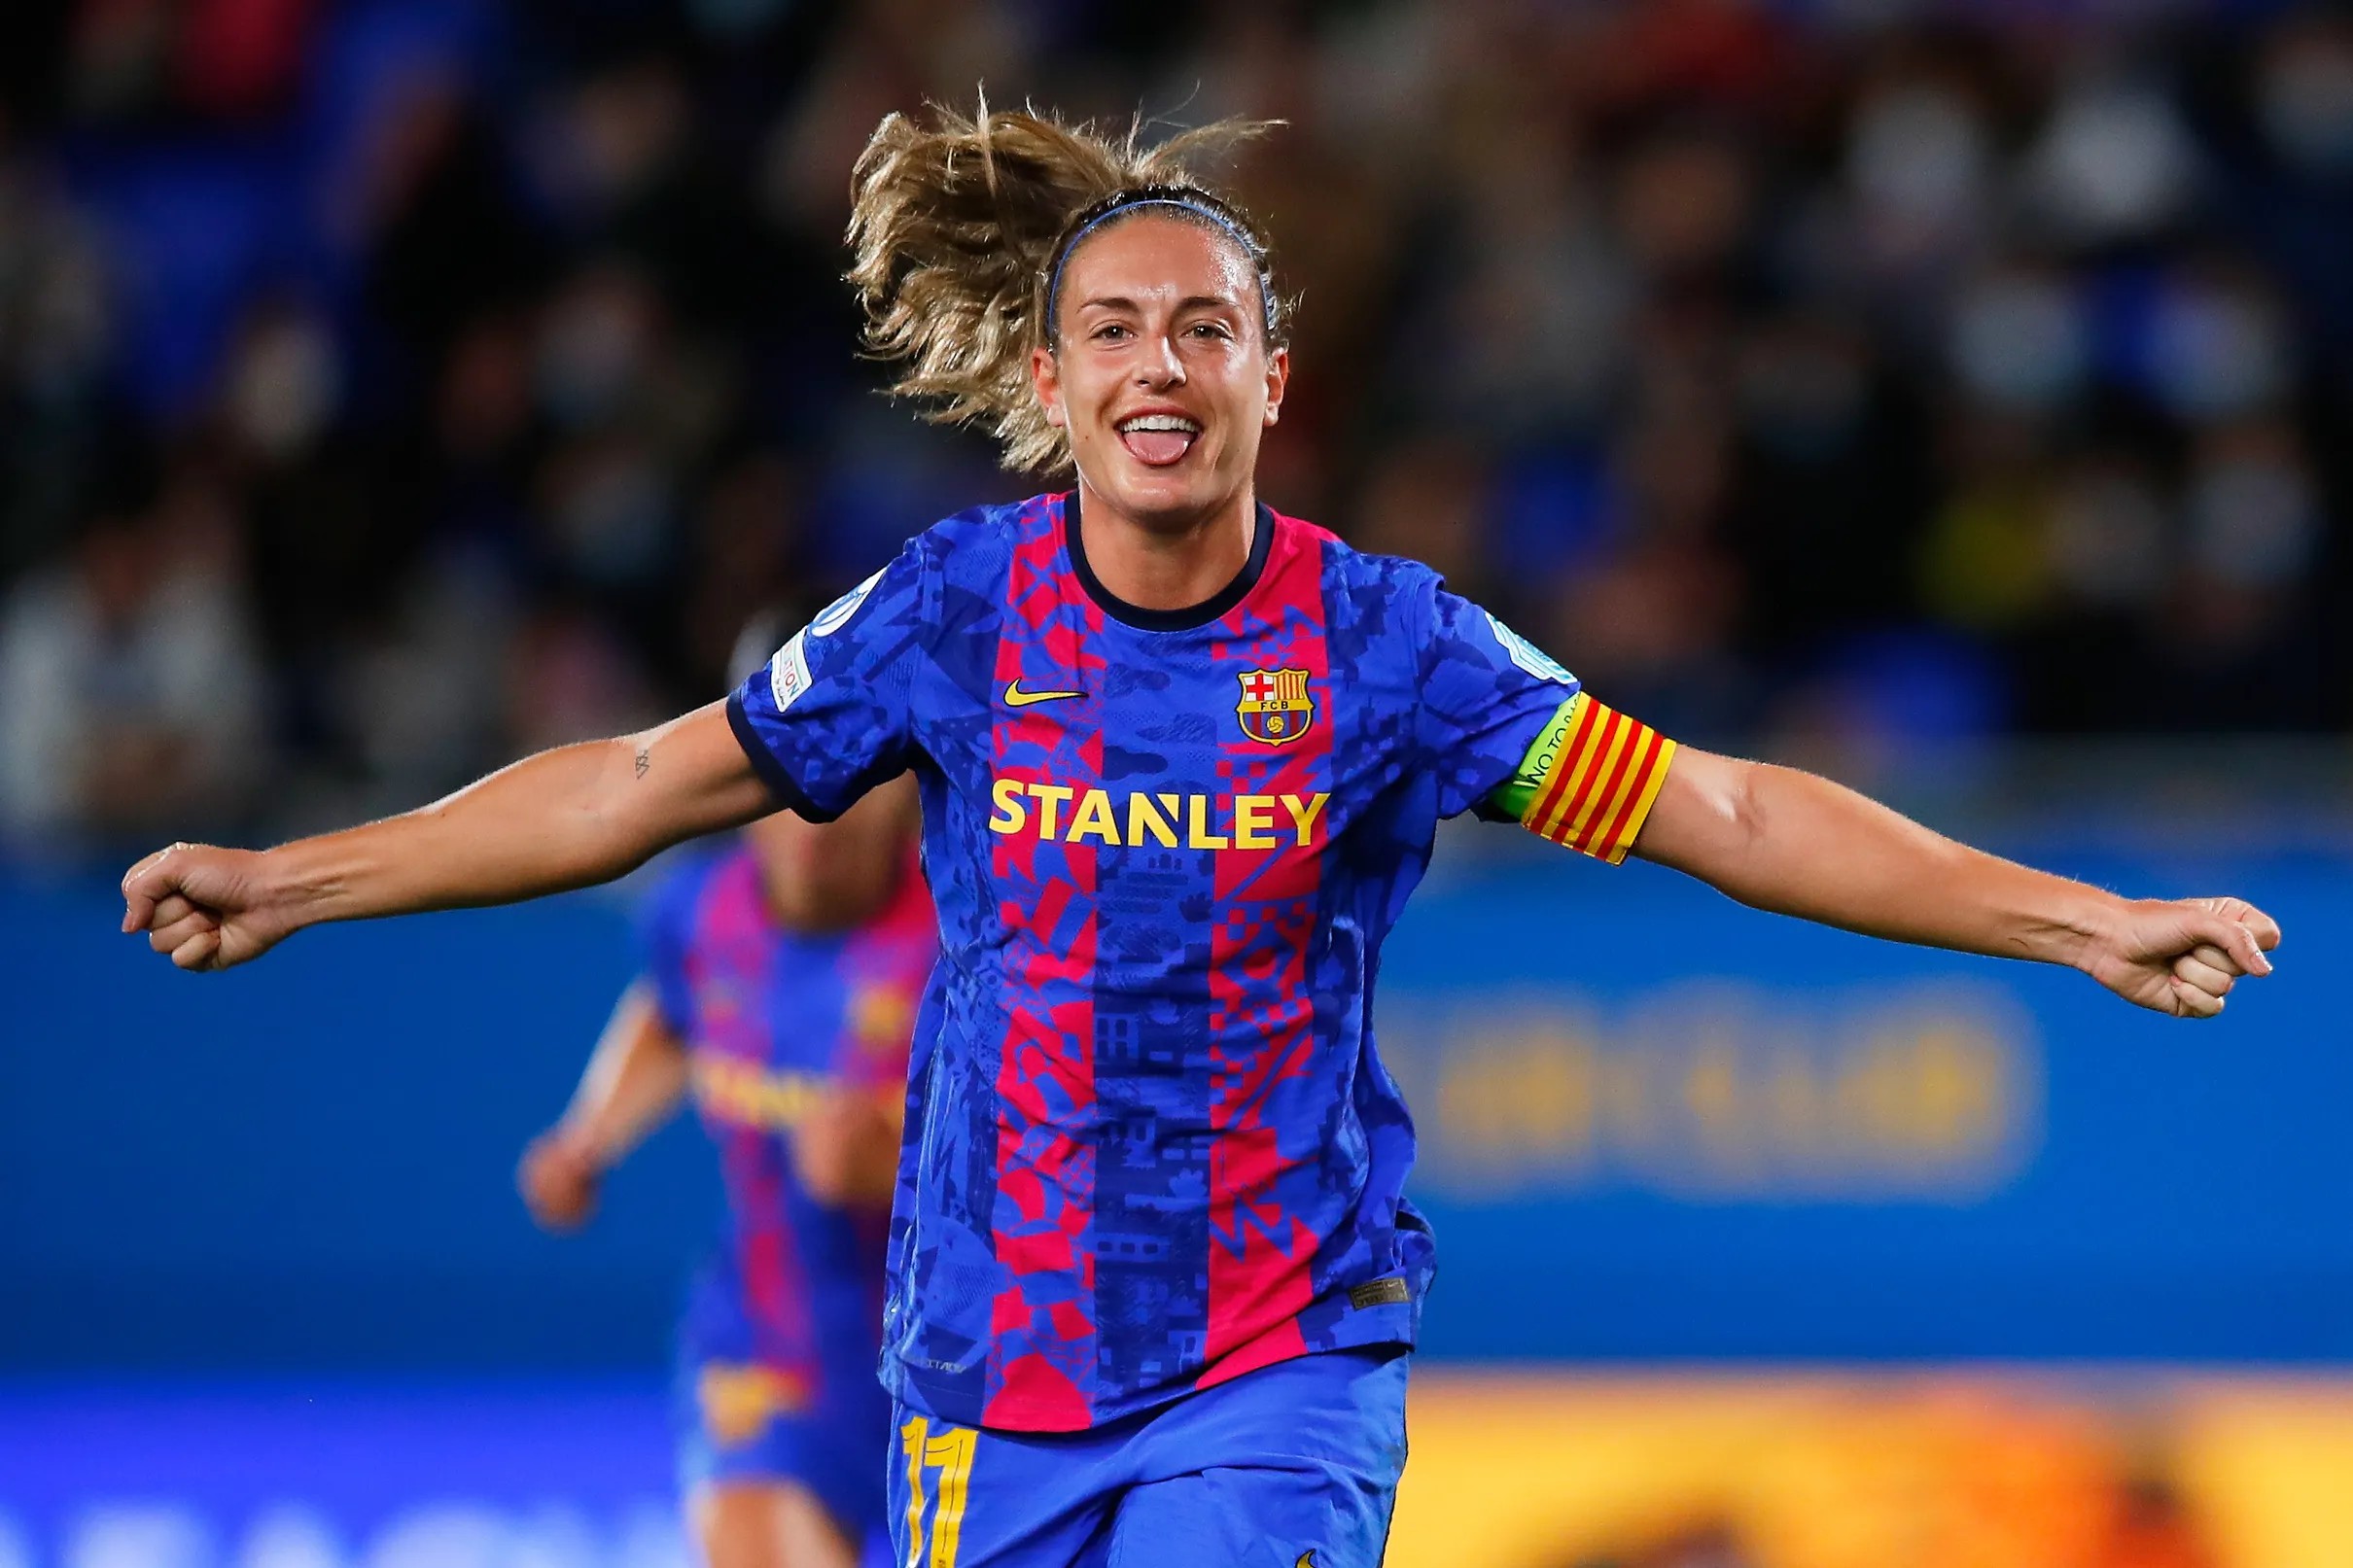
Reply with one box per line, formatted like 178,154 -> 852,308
988,778 -> 1028,835
1128,792 -> 1178,849
1030,784 -> 1073,841
985,781 -> 1335,853
1232,794 -> 1278,850
1068,787 -> 1121,846
692,1057 -> 821,1132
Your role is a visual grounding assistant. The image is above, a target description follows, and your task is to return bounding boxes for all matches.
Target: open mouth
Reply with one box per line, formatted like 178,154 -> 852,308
1115,411 -> 1202,467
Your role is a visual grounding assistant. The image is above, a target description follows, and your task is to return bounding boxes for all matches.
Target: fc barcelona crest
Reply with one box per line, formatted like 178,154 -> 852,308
1237,668 -> 1317,747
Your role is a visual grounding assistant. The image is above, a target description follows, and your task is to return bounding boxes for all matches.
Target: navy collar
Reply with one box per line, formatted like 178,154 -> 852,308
1062,490 -> 1275,632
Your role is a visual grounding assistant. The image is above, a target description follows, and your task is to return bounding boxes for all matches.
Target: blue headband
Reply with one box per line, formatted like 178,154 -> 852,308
1043,195 -> 1273,337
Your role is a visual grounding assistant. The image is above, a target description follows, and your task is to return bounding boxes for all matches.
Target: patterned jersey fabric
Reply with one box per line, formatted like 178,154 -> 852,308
726,492 -> 1598,1432
643,845 -> 937,1414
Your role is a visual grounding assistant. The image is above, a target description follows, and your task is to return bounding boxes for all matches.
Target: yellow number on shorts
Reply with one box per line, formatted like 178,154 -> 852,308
899,1415 -> 978,1568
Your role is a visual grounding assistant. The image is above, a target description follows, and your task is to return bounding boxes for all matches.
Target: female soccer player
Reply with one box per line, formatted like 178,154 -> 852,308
517,775 -> 930,1568
125,105 -> 2279,1568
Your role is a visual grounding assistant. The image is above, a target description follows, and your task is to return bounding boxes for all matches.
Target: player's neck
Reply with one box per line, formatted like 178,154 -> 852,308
1071,478 -> 1256,613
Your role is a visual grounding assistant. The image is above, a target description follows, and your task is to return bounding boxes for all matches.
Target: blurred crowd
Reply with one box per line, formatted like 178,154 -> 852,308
2,0 -> 2351,851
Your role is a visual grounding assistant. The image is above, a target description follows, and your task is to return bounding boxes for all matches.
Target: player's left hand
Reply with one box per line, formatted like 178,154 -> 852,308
517,1128 -> 603,1231
2085,896 -> 2281,1018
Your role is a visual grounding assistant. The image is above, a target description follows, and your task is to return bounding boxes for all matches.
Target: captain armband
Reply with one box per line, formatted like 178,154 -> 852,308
1486,693 -> 1678,865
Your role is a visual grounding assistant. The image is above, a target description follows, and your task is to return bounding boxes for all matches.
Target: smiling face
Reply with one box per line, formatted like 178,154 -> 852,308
1030,212 -> 1288,534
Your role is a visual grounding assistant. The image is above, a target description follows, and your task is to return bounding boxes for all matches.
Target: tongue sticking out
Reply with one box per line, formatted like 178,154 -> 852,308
1121,428 -> 1196,466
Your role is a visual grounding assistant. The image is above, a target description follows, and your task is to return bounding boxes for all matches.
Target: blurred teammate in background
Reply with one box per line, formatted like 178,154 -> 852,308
123,104 -> 2281,1568
518,625 -> 931,1568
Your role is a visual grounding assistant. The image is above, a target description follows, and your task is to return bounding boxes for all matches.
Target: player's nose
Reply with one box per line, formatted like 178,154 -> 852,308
1133,331 -> 1185,387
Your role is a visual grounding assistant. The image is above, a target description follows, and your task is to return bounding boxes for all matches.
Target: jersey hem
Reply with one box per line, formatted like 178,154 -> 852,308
879,1303 -> 1419,1433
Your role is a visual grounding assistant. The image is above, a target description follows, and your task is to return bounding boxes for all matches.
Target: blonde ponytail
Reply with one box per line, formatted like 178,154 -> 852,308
846,99 -> 1282,473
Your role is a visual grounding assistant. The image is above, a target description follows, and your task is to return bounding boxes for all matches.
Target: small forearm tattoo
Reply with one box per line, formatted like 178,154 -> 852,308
633,746 -> 650,780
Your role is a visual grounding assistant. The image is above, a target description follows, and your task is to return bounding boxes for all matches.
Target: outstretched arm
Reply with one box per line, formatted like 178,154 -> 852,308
517,982 -> 692,1233
1632,748 -> 2280,1018
123,700 -> 774,971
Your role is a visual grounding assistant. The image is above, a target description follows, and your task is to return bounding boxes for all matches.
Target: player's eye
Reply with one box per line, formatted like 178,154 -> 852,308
1187,321 -> 1234,341
1092,323 -> 1131,342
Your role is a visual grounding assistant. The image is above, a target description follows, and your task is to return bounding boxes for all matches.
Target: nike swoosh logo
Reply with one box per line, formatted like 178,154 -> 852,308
1003,681 -> 1083,708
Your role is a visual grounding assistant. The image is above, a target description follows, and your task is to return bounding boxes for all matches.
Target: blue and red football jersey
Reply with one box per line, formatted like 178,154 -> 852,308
726,493 -> 1598,1433
643,845 -> 937,1414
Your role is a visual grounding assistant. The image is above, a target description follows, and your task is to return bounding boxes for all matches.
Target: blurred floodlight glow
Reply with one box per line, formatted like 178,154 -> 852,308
2024,79 -> 2203,243
362,1505 -> 543,1568
613,1508 -> 692,1568
236,1508 -> 343,1568
65,1508 -> 213,1568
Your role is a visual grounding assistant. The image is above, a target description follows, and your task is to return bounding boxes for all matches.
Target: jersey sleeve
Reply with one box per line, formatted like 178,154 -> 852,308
1413,577 -> 1677,862
637,865 -> 701,1038
726,539 -> 930,821
1415,578 -> 1589,819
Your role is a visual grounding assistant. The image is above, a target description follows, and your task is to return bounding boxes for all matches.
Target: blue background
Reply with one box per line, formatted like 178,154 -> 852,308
6,836 -> 2346,1375
1386,846 -> 2352,1363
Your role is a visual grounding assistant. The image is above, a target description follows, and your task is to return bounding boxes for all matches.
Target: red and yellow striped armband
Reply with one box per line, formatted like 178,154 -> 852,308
1491,693 -> 1678,864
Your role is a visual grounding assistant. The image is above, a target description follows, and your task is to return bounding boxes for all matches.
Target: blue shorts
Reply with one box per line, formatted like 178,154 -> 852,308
889,1347 -> 1411,1568
674,1271 -> 893,1556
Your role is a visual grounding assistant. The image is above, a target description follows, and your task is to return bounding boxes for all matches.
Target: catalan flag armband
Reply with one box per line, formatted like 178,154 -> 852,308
1489,693 -> 1678,864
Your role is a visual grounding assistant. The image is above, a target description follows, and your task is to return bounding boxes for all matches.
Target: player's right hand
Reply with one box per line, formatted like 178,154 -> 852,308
517,1128 -> 602,1232
121,842 -> 299,972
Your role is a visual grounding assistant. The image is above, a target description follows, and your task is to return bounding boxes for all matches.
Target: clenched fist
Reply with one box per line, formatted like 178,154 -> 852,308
121,842 -> 300,972
2084,895 -> 2282,1019
517,1127 -> 604,1232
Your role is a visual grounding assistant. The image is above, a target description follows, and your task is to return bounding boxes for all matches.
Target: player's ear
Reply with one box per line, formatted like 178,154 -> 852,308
1032,345 -> 1067,431
1262,344 -> 1288,428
